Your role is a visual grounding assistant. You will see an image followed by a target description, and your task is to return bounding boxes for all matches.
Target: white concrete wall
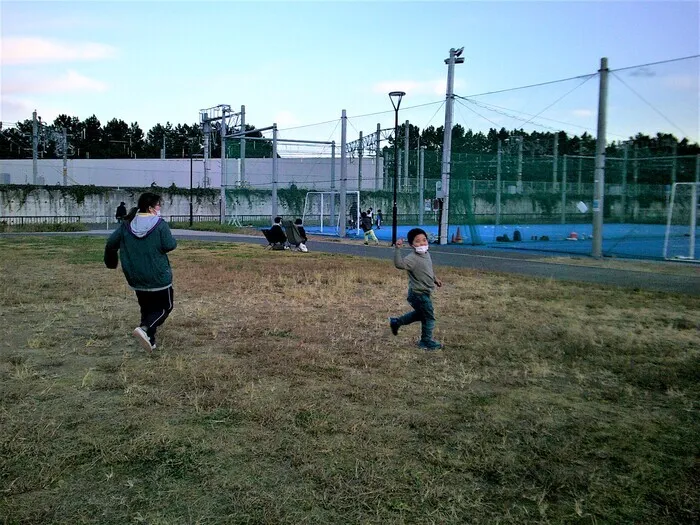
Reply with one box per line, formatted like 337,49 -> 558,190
0,157 -> 385,191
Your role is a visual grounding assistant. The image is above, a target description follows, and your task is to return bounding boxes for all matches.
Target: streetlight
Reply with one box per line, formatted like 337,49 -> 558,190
389,91 -> 406,246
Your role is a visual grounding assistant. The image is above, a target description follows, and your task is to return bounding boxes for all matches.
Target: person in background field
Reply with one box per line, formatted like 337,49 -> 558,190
389,227 -> 443,350
105,192 -> 177,353
367,207 -> 374,222
349,202 -> 358,228
115,201 -> 127,223
360,211 -> 379,245
375,209 -> 383,229
294,218 -> 307,244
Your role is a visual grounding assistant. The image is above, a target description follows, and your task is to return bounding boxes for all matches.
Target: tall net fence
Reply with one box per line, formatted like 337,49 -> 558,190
381,146 -> 699,258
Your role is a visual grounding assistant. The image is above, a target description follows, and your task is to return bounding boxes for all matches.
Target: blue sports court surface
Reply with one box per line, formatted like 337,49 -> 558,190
305,223 -> 698,260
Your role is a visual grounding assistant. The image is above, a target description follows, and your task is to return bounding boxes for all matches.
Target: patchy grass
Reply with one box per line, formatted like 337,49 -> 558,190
0,222 -> 88,233
0,235 -> 698,524
168,221 -> 261,236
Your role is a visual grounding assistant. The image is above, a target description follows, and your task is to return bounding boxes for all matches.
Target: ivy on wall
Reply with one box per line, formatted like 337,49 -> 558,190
0,183 -> 220,210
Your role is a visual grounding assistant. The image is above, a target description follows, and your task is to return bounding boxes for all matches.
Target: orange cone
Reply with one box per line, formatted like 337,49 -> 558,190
454,227 -> 464,244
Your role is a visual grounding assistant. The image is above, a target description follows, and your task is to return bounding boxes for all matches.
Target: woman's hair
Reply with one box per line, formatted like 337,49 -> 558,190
137,192 -> 161,213
124,206 -> 139,223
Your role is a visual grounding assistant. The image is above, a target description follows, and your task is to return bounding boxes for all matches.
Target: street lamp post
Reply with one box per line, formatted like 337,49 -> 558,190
389,91 -> 406,246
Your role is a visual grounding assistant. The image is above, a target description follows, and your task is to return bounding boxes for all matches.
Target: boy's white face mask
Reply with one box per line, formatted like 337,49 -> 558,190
414,245 -> 429,254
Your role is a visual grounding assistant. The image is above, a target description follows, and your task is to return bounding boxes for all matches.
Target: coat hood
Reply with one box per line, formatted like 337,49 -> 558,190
129,214 -> 161,238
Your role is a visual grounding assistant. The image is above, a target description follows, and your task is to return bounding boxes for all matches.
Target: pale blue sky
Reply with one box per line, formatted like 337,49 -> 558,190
2,0 -> 698,146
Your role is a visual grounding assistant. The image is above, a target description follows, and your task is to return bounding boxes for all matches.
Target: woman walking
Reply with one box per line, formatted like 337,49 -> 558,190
105,192 -> 177,352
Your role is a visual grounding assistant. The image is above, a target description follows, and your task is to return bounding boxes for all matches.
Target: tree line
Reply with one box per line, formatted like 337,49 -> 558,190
1,113 -> 697,161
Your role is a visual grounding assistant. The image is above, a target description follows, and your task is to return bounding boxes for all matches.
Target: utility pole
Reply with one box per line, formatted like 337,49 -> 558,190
552,133 -> 559,192
403,120 -> 409,191
32,110 -> 39,184
439,47 -> 464,245
330,141 -> 336,227
592,57 -> 609,258
517,136 -> 523,193
220,109 -> 227,224
271,123 -> 278,219
496,139 -> 502,225
358,131 -> 363,192
621,142 -> 629,222
375,123 -> 381,190
561,154 -> 568,224
62,127 -> 68,186
339,110 -> 348,237
418,145 -> 425,226
161,134 -> 166,159
240,105 -> 246,186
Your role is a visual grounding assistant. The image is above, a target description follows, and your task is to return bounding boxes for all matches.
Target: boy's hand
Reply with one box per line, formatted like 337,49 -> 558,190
395,238 -> 403,247
435,277 -> 443,288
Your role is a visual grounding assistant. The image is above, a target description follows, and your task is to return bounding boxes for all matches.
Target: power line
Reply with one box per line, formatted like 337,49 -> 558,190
454,98 -> 502,129
610,54 -> 700,73
610,71 -> 690,138
517,74 -> 597,127
458,72 -> 596,99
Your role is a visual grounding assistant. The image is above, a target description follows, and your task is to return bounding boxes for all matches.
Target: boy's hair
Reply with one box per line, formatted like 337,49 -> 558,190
361,211 -> 367,218
294,218 -> 302,225
137,192 -> 161,213
407,227 -> 428,246
274,216 -> 282,224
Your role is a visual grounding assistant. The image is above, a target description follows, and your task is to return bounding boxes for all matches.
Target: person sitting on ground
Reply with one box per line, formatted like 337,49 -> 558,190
294,218 -> 308,244
266,216 -> 288,250
360,211 -> 379,246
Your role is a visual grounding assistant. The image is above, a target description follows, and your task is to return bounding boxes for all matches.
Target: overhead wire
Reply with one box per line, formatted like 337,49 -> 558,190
610,71 -> 690,138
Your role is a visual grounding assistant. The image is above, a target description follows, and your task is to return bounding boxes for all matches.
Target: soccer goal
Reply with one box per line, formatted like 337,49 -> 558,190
663,182 -> 698,262
302,191 -> 361,236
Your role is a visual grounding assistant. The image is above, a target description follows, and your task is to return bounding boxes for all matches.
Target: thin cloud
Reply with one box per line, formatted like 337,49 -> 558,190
662,74 -> 698,91
571,109 -> 594,118
2,37 -> 118,65
5,70 -> 108,94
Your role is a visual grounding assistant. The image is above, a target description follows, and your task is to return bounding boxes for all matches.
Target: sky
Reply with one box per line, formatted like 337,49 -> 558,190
2,0 -> 699,150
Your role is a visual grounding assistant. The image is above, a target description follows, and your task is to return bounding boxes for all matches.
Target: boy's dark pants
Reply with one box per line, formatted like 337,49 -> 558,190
397,290 -> 435,343
135,287 -> 174,343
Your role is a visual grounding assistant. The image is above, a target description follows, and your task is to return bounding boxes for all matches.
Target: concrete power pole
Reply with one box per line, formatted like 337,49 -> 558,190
240,105 -> 246,186
552,133 -> 559,192
62,127 -> 68,186
330,141 -> 336,227
438,47 -> 464,245
358,131 -> 363,192
375,123 -> 381,190
271,123 -> 278,219
32,110 -> 39,184
403,120 -> 409,191
496,139 -> 502,225
339,110 -> 348,237
220,110 -> 227,224
592,57 -> 609,258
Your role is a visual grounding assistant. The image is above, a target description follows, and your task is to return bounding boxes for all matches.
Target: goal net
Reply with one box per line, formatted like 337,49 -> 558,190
663,182 -> 698,262
302,191 -> 361,236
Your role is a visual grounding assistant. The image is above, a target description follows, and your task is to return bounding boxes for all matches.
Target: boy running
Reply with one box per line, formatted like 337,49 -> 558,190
389,227 -> 443,350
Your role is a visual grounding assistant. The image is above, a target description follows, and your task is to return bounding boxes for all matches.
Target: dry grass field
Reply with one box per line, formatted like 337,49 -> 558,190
0,235 -> 698,524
